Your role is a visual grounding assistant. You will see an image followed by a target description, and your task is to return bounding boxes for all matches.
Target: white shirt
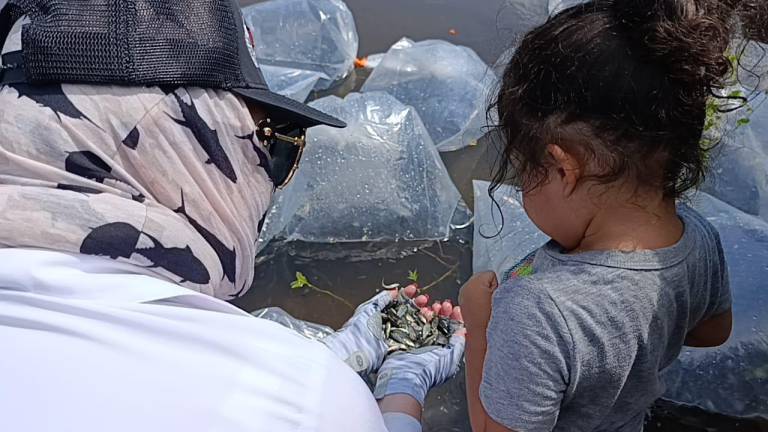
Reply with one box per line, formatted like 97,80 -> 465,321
0,248 -> 389,432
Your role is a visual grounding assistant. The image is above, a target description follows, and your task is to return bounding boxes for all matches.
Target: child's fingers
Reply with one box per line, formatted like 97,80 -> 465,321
477,271 -> 499,291
489,273 -> 499,291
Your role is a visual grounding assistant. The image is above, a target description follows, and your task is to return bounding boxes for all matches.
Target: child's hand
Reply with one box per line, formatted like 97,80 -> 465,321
459,271 -> 499,332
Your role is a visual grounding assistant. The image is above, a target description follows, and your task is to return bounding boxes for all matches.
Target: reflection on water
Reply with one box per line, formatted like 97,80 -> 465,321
242,0 -> 514,63
237,0 -> 768,430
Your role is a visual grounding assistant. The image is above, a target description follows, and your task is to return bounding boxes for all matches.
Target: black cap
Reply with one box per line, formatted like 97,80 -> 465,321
0,0 -> 346,129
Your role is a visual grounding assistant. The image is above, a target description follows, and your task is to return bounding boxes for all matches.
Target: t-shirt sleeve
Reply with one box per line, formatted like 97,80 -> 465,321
480,278 -> 572,431
708,225 -> 732,317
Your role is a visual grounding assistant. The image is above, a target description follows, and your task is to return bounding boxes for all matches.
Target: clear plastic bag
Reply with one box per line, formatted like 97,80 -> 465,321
257,92 -> 464,249
242,0 -> 359,91
252,307 -> 334,340
260,65 -> 323,102
702,91 -> 768,222
471,180 -> 549,274
547,0 -> 586,15
361,38 -> 497,152
661,193 -> 768,418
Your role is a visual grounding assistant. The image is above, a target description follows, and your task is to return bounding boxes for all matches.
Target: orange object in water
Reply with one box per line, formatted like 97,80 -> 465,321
354,57 -> 369,68
448,28 -> 458,36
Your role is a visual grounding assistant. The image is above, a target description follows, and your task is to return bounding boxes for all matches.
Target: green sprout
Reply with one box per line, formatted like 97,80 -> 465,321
407,269 -> 419,283
290,272 -> 354,310
290,271 -> 310,289
700,49 -> 758,152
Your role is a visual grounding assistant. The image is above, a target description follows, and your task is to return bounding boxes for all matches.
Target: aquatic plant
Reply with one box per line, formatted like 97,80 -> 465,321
407,269 -> 419,283
290,271 -> 354,310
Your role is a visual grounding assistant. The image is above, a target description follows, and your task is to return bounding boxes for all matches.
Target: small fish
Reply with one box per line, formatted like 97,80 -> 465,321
381,288 -> 454,351
396,304 -> 408,318
381,280 -> 401,290
437,318 -> 451,335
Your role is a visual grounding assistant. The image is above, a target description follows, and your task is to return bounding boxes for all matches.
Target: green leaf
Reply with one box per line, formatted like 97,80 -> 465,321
407,269 -> 419,283
291,271 -> 310,289
737,118 -> 751,127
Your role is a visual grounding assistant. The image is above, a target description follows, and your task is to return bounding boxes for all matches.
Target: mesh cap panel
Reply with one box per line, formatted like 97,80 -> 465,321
20,0 -> 247,86
0,0 -> 346,128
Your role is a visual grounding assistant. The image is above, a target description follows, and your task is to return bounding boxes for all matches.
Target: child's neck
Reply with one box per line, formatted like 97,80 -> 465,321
571,192 -> 684,254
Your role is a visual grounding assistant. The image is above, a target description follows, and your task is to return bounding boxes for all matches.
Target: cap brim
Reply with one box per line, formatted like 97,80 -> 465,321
233,87 -> 346,129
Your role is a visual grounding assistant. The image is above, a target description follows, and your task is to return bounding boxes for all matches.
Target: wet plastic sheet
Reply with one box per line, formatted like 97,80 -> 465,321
242,0 -> 359,91
361,38 -> 497,152
547,0 -> 586,14
472,180 -> 549,274
472,182 -> 768,418
257,92 -> 463,249
252,307 -> 334,340
703,91 -> 768,222
260,65 -> 322,102
662,193 -> 768,419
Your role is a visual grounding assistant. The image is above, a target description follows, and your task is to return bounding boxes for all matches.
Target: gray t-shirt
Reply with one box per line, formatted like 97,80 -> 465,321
480,205 -> 731,432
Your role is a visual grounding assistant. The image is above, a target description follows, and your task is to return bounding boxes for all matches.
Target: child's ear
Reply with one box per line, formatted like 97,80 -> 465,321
547,144 -> 581,197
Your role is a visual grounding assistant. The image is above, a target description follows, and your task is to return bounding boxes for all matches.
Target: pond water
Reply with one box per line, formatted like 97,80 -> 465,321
236,1 -> 768,430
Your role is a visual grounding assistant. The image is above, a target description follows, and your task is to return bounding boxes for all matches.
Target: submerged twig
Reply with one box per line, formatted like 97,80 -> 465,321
419,263 -> 460,293
308,285 -> 355,310
420,248 -> 454,268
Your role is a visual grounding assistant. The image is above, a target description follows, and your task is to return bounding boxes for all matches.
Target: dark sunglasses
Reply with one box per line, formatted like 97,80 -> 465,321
255,119 -> 307,189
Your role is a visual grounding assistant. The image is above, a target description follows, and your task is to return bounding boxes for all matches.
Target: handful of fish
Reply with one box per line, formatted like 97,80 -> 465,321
381,291 -> 456,353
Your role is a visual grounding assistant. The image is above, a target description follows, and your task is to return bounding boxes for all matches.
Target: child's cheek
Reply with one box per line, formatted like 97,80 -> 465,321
523,187 -> 559,236
523,186 -> 580,249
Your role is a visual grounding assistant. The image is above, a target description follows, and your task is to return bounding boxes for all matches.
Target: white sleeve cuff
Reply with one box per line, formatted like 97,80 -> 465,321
382,412 -> 422,432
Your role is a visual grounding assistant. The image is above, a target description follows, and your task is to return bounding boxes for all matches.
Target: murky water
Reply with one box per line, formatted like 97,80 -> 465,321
237,0 -> 768,430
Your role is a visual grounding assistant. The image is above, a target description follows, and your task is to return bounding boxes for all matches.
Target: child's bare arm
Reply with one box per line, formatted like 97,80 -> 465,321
460,272 -> 517,432
465,327 -> 516,432
685,309 -> 733,347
